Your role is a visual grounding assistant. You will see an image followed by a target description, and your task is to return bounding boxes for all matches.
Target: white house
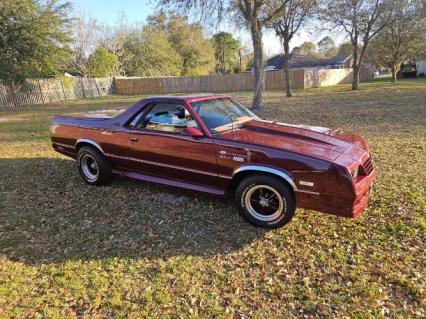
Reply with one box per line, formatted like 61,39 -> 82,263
416,59 -> 426,76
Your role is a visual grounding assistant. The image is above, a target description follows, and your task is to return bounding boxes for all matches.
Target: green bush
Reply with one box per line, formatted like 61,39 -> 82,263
86,47 -> 118,78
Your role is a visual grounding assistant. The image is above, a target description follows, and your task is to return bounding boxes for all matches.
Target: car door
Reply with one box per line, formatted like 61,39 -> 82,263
126,101 -> 221,189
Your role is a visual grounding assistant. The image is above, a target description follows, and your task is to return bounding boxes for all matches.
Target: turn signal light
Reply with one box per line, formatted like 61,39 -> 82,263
351,167 -> 359,179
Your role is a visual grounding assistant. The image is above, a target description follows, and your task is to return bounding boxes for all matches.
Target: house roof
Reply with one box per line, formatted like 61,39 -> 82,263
265,54 -> 352,70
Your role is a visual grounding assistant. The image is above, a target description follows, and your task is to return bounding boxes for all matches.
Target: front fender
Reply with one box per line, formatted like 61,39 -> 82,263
232,164 -> 297,191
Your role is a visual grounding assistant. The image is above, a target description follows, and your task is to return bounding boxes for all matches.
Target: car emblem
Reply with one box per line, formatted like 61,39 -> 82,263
299,181 -> 314,187
232,156 -> 245,162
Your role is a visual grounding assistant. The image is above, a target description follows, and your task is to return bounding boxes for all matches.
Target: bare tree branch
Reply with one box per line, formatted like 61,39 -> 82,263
265,0 -> 317,97
320,0 -> 395,89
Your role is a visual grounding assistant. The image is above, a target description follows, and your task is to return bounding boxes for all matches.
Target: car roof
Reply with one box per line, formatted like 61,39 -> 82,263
116,93 -> 233,126
143,94 -> 231,104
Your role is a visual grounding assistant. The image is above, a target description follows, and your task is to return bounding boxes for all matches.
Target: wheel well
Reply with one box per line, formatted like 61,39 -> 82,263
75,141 -> 112,168
75,141 -> 103,155
227,170 -> 296,198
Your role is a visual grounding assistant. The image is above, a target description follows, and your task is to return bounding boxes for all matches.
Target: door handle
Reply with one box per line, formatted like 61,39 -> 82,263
129,137 -> 139,142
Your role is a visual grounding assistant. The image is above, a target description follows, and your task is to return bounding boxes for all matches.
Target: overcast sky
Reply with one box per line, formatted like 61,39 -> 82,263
73,0 -> 347,57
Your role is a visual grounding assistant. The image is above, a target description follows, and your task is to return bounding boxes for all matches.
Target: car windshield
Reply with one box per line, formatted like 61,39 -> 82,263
191,98 -> 259,134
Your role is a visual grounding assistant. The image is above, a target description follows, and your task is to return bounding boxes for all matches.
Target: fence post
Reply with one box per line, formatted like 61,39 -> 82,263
94,79 -> 101,96
60,79 -> 67,101
9,82 -> 18,107
37,79 -> 45,104
79,79 -> 86,98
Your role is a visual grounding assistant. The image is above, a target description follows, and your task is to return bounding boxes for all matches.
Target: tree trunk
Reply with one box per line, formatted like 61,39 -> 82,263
351,39 -> 359,90
250,21 -> 264,110
283,38 -> 292,97
391,66 -> 397,82
352,63 -> 360,90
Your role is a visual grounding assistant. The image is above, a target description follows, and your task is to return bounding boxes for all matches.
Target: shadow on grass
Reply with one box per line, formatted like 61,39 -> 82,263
0,158 -> 266,264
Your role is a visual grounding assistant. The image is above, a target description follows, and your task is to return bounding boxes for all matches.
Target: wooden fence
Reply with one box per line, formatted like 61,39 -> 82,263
0,67 -> 374,109
114,67 -> 373,95
114,69 -> 305,95
0,77 -> 114,109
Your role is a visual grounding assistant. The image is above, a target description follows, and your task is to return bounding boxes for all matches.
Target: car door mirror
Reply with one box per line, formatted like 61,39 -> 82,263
182,127 -> 204,138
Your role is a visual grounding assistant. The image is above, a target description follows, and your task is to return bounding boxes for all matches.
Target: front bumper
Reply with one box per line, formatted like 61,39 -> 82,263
350,171 -> 376,218
295,170 -> 376,219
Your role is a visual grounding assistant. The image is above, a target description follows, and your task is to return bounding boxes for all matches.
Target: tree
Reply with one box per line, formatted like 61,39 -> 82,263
146,13 -> 215,76
317,36 -> 336,56
236,46 -> 253,72
292,41 -> 317,55
98,14 -> 134,76
371,0 -> 425,81
337,42 -> 353,56
320,0 -> 395,90
117,13 -> 214,77
236,1 -> 272,108
86,47 -> 118,77
70,12 -> 98,76
266,0 -> 316,97
299,41 -> 317,54
122,27 -> 182,76
157,1 -> 288,109
0,0 -> 72,83
212,32 -> 241,73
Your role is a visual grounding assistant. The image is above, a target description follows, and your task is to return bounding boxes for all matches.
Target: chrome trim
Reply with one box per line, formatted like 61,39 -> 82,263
299,181 -> 314,187
128,130 -> 214,144
232,165 -> 297,191
295,189 -> 320,195
56,124 -> 212,144
105,153 -> 228,178
53,142 -> 75,149
111,169 -> 124,176
104,153 -> 128,160
75,138 -> 104,154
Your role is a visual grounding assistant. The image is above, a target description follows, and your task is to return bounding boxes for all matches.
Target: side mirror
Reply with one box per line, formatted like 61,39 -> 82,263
182,127 -> 204,138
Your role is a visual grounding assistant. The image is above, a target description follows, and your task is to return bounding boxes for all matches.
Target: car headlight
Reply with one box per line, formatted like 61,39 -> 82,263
351,167 -> 359,179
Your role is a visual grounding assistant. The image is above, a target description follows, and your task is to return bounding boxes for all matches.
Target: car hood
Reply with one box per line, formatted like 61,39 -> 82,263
218,119 -> 367,161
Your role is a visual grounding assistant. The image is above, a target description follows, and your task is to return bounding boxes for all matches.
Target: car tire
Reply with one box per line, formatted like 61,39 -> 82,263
76,146 -> 112,185
235,174 -> 295,228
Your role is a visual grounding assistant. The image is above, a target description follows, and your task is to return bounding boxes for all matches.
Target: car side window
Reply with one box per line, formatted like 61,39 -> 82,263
137,103 -> 198,133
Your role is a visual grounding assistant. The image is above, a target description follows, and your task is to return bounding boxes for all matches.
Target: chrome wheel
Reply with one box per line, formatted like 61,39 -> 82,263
80,154 -> 99,182
244,185 -> 285,222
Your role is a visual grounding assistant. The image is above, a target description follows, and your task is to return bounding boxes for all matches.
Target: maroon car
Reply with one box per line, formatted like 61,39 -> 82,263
50,94 -> 376,228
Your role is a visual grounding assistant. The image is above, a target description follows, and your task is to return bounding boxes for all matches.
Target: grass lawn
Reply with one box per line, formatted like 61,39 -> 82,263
0,78 -> 425,318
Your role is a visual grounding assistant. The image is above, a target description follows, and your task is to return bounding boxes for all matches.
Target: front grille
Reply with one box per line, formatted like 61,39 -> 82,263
362,157 -> 374,175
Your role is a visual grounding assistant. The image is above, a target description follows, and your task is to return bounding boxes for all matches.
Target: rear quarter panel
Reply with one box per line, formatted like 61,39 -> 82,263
50,119 -> 129,168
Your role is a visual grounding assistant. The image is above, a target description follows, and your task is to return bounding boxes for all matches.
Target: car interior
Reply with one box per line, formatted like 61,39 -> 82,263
142,103 -> 198,133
